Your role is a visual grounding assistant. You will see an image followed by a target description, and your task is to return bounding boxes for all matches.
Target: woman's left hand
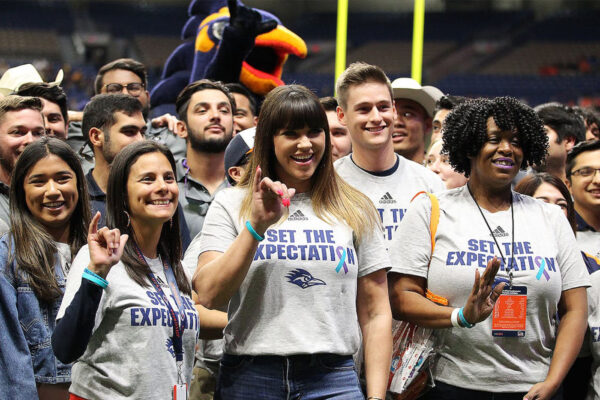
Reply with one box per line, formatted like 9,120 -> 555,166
523,380 -> 558,400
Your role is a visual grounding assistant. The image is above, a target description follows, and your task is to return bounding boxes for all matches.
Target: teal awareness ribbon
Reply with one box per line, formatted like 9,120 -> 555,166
336,248 -> 347,273
536,259 -> 546,281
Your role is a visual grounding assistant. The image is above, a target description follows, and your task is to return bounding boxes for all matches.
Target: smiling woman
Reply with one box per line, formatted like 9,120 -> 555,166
189,84 -> 392,400
0,137 -> 90,400
389,97 -> 590,400
52,141 -> 199,400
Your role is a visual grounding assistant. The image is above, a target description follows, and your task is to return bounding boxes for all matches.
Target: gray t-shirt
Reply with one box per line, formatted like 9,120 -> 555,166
58,245 -> 199,399
0,218 -> 8,236
389,186 -> 590,392
196,187 -> 390,356
183,236 -> 225,374
587,269 -> 600,400
0,183 -> 9,225
334,154 -> 445,246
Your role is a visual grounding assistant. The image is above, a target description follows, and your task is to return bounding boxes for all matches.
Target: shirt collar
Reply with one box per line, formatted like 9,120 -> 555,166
0,181 -> 9,195
576,211 -> 597,232
176,158 -> 189,183
86,169 -> 106,199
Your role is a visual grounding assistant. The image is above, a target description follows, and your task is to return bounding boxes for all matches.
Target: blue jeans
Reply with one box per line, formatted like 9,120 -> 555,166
424,381 -> 563,400
215,353 -> 364,400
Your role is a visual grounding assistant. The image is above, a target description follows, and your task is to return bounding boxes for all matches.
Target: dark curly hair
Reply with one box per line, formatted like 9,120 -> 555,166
442,97 -> 548,177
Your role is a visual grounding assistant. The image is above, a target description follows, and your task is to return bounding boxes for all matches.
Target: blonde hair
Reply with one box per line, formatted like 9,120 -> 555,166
238,85 -> 380,241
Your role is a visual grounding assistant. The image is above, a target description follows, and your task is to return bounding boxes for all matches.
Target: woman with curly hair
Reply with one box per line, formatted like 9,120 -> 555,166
388,97 -> 590,400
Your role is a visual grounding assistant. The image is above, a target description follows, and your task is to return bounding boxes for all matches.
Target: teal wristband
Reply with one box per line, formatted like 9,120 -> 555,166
83,268 -> 109,289
245,221 -> 264,241
458,308 -> 475,328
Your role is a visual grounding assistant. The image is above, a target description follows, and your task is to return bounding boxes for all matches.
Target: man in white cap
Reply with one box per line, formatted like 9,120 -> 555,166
391,77 -> 443,164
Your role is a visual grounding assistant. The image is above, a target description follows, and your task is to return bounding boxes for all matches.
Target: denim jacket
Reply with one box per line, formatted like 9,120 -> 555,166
0,234 -> 71,399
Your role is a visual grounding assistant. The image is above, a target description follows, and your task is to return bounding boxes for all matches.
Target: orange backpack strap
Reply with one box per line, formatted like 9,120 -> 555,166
411,191 -> 447,306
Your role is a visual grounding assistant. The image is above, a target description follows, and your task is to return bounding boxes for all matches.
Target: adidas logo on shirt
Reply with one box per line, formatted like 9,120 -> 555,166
490,226 -> 509,238
288,210 -> 308,221
379,192 -> 397,204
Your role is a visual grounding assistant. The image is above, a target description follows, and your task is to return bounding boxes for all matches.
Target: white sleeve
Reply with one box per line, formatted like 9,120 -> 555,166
196,192 -> 240,255
182,233 -> 203,280
388,194 -> 433,278
550,206 -> 591,291
56,245 -> 91,320
355,224 -> 391,278
430,174 -> 446,194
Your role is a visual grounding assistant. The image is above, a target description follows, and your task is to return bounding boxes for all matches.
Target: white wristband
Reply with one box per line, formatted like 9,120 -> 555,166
451,307 -> 461,328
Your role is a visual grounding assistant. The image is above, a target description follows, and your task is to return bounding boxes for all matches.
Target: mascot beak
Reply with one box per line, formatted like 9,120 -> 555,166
240,24 -> 307,96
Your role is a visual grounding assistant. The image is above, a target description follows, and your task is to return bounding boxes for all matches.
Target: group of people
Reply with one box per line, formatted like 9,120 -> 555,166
0,54 -> 599,400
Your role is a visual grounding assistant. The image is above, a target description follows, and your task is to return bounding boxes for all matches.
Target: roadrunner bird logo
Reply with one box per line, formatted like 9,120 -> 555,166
286,268 -> 326,289
166,337 -> 175,358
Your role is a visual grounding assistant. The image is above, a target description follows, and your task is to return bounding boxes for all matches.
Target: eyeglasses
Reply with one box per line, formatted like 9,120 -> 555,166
571,167 -> 600,178
104,82 -> 145,96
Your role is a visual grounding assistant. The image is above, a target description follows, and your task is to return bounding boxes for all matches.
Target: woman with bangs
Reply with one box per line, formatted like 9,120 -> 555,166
191,84 -> 392,400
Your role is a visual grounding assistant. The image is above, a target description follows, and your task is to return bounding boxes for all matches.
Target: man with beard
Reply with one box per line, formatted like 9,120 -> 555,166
175,80 -> 235,238
0,95 -> 45,223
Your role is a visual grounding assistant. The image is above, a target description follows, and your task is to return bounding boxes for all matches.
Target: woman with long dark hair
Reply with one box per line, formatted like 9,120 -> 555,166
389,97 -> 590,400
0,137 -> 90,400
52,140 -> 199,399
191,84 -> 392,399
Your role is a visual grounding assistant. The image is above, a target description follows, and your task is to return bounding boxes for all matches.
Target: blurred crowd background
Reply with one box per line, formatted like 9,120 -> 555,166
2,0 -> 599,112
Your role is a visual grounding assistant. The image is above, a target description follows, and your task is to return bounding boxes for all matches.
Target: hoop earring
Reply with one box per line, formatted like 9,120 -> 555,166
124,211 -> 131,228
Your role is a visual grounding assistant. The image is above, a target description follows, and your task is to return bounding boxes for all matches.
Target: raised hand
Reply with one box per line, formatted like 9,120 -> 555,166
228,0 -> 277,37
249,166 -> 295,236
462,257 -> 505,325
87,212 -> 129,278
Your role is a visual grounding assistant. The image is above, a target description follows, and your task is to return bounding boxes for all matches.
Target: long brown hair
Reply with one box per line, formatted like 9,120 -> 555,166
238,85 -> 380,241
514,172 -> 576,234
106,140 -> 191,296
9,137 -> 91,302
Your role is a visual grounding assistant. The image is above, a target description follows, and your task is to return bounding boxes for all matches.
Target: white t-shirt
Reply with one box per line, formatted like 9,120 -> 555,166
55,242 -> 71,276
196,187 -> 390,356
182,237 -> 225,374
58,245 -> 199,399
389,186 -> 590,392
587,269 -> 600,400
334,154 -> 445,246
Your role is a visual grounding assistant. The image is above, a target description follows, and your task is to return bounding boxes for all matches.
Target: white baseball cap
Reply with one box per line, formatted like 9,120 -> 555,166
0,64 -> 64,96
391,77 -> 443,117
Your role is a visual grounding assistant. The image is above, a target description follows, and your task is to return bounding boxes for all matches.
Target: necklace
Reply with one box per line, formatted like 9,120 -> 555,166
467,184 -> 515,287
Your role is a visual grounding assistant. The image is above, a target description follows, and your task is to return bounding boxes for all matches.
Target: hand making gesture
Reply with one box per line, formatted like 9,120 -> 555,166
248,165 -> 295,236
86,212 -> 129,279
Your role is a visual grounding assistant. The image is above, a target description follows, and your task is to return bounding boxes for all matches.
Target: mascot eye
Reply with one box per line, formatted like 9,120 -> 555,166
212,21 -> 226,40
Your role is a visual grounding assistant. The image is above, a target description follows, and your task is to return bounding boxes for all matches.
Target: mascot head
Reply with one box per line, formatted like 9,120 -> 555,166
151,0 -> 306,111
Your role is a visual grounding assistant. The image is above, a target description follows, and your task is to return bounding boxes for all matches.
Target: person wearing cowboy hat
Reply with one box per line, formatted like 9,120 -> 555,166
391,77 -> 443,164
